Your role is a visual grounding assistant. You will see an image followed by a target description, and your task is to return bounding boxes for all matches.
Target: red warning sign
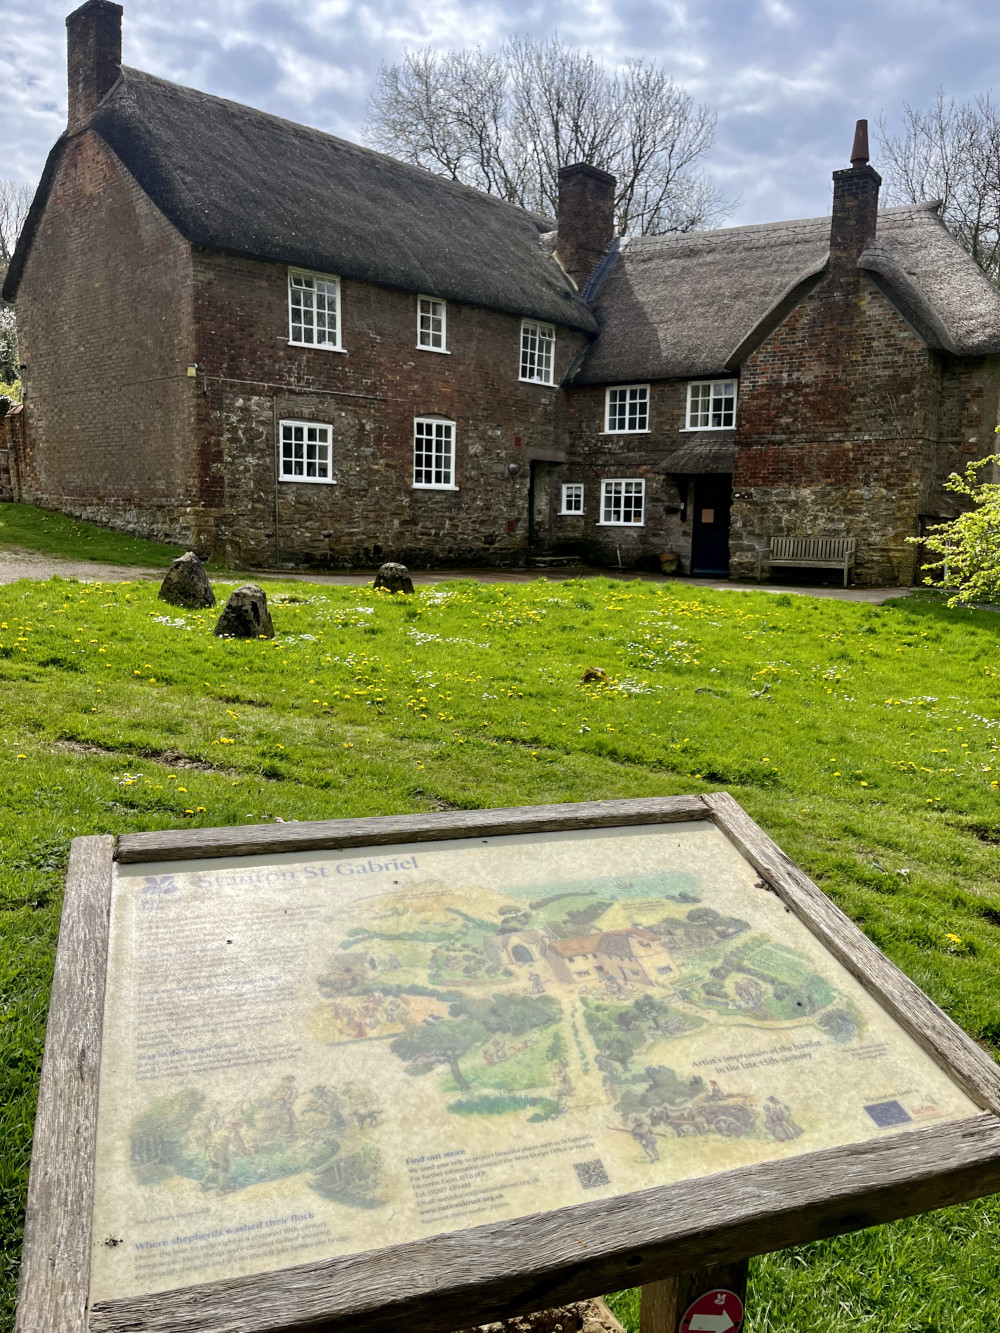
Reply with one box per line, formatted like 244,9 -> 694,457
678,1289 -> 744,1333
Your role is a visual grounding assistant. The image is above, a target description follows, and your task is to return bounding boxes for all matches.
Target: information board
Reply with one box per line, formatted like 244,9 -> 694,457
16,795 -> 1000,1333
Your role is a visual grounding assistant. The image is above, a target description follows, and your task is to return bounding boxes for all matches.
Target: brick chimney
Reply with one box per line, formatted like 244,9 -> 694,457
830,119 -> 881,271
556,163 -> 616,291
66,0 -> 123,135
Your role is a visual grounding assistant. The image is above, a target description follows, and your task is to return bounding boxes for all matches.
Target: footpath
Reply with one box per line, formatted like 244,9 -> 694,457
0,546 -> 913,604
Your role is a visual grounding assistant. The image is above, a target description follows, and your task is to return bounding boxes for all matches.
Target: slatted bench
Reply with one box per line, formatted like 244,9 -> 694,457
758,536 -> 856,587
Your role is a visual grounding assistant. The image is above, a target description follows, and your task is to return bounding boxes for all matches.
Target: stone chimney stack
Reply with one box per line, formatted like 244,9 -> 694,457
556,163 -> 616,291
830,118 -> 881,270
66,0 -> 123,135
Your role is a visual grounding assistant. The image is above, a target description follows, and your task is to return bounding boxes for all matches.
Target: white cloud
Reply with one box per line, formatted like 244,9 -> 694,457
3,0 -> 1000,231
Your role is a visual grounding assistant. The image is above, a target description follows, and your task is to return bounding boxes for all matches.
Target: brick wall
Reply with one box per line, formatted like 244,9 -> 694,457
731,270 -> 941,585
190,250 -> 588,567
0,403 -> 23,500
13,131 -> 212,546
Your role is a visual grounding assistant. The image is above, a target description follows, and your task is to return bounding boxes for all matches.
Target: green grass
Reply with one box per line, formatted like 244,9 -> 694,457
0,503 -> 194,567
1,573 -> 999,1330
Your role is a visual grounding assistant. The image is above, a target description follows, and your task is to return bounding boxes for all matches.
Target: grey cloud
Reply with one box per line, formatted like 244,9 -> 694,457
4,0 -> 1000,228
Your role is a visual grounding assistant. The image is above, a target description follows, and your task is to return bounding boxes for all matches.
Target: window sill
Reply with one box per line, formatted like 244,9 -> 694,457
417,345 -> 451,354
679,425 -> 735,432
600,429 -> 651,436
597,520 -> 645,527
412,483 -> 460,491
279,476 -> 336,485
558,511 -> 583,517
519,377 -> 557,388
288,340 -> 348,354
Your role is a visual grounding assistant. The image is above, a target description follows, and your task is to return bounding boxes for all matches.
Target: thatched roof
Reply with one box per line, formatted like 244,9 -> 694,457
3,68 -> 596,333
573,204 -> 1000,385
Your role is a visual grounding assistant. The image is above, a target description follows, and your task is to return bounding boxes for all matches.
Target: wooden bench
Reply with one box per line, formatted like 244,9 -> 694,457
758,536 -> 856,587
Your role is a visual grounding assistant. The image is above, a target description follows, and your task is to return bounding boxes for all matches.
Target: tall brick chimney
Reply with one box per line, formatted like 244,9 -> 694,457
66,0 -> 123,135
556,163 -> 616,291
829,119 -> 881,270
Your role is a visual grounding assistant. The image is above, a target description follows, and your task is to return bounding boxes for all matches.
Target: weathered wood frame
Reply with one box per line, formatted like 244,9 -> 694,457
16,794 -> 1000,1333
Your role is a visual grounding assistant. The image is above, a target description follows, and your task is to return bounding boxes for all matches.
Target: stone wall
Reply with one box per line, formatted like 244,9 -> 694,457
191,250 -> 588,567
563,380 -> 714,571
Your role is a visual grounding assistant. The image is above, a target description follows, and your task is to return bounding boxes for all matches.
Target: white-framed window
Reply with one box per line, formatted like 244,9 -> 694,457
288,268 -> 343,350
520,320 -> 556,385
413,417 -> 457,489
279,420 -> 334,483
605,384 -> 650,433
417,296 -> 448,352
686,379 -> 737,429
560,483 -> 584,514
599,478 -> 645,526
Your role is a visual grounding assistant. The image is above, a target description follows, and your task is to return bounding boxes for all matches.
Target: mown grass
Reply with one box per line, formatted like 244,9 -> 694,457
1,572 -> 999,1330
0,504 -> 195,567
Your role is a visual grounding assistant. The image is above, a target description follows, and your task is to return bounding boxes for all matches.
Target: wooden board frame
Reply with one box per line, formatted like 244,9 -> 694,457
16,794 -> 1000,1333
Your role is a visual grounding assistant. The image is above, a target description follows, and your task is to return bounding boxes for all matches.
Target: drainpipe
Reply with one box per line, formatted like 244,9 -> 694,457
272,396 -> 280,567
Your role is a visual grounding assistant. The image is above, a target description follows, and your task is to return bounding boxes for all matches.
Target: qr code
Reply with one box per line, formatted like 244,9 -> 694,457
573,1159 -> 610,1189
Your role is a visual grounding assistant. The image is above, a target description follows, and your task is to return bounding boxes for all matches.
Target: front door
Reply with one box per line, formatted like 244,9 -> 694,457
690,474 -> 732,575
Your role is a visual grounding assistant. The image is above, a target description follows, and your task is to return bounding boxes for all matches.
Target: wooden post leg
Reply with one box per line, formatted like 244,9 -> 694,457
639,1259 -> 749,1333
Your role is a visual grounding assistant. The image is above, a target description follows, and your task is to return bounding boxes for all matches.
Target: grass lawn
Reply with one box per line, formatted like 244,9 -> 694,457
1,572 -> 999,1330
0,503 -> 197,567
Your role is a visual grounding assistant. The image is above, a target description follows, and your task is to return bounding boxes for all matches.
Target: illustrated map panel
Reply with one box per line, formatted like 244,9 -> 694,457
90,823 -> 980,1303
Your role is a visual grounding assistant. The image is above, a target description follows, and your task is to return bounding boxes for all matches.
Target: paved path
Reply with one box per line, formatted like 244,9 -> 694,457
0,546 -> 914,604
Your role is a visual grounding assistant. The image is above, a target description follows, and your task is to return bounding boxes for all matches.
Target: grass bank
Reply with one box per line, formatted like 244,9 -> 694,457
1,573 -> 999,1330
0,504 -> 192,567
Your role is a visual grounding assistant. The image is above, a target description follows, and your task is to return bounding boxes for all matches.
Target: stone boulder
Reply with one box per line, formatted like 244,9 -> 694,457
373,561 -> 415,594
158,552 -> 216,608
213,583 -> 275,639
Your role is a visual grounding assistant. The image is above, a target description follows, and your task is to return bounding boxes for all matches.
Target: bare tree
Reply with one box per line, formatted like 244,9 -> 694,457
366,36 -> 731,237
0,178 -> 32,267
876,93 -> 1000,282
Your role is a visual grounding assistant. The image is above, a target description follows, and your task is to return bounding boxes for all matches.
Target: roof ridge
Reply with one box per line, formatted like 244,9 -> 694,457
625,200 -> 944,250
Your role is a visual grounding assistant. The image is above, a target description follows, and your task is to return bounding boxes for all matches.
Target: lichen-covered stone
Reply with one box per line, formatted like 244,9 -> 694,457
158,551 -> 216,608
455,1299 -> 625,1333
213,583 -> 274,638
374,561 -> 415,594
461,1301 -> 629,1333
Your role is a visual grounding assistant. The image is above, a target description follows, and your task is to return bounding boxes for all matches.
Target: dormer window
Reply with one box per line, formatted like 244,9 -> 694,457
288,268 -> 343,350
520,321 -> 555,385
417,296 -> 448,352
686,379 -> 736,429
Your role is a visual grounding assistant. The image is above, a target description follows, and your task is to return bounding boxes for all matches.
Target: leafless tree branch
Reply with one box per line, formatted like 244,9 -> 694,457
876,92 -> 1000,282
365,36 -> 733,236
0,179 -> 32,267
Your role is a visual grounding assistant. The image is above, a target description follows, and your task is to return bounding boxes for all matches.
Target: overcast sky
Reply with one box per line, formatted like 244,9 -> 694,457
4,0 -> 1000,228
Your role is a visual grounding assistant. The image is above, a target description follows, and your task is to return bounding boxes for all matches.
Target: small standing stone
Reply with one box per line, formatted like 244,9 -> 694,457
373,561 -> 415,594
158,552 -> 216,608
213,583 -> 275,639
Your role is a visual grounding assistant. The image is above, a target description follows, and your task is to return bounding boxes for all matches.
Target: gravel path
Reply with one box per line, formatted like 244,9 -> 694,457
0,545 -> 914,603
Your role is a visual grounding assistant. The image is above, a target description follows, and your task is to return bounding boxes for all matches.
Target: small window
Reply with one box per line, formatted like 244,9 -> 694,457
560,483 -> 584,514
288,269 -> 342,349
413,417 -> 456,489
417,296 -> 448,352
605,385 -> 650,433
520,320 -> 555,385
279,420 -> 334,483
600,478 -> 645,526
686,379 -> 737,429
